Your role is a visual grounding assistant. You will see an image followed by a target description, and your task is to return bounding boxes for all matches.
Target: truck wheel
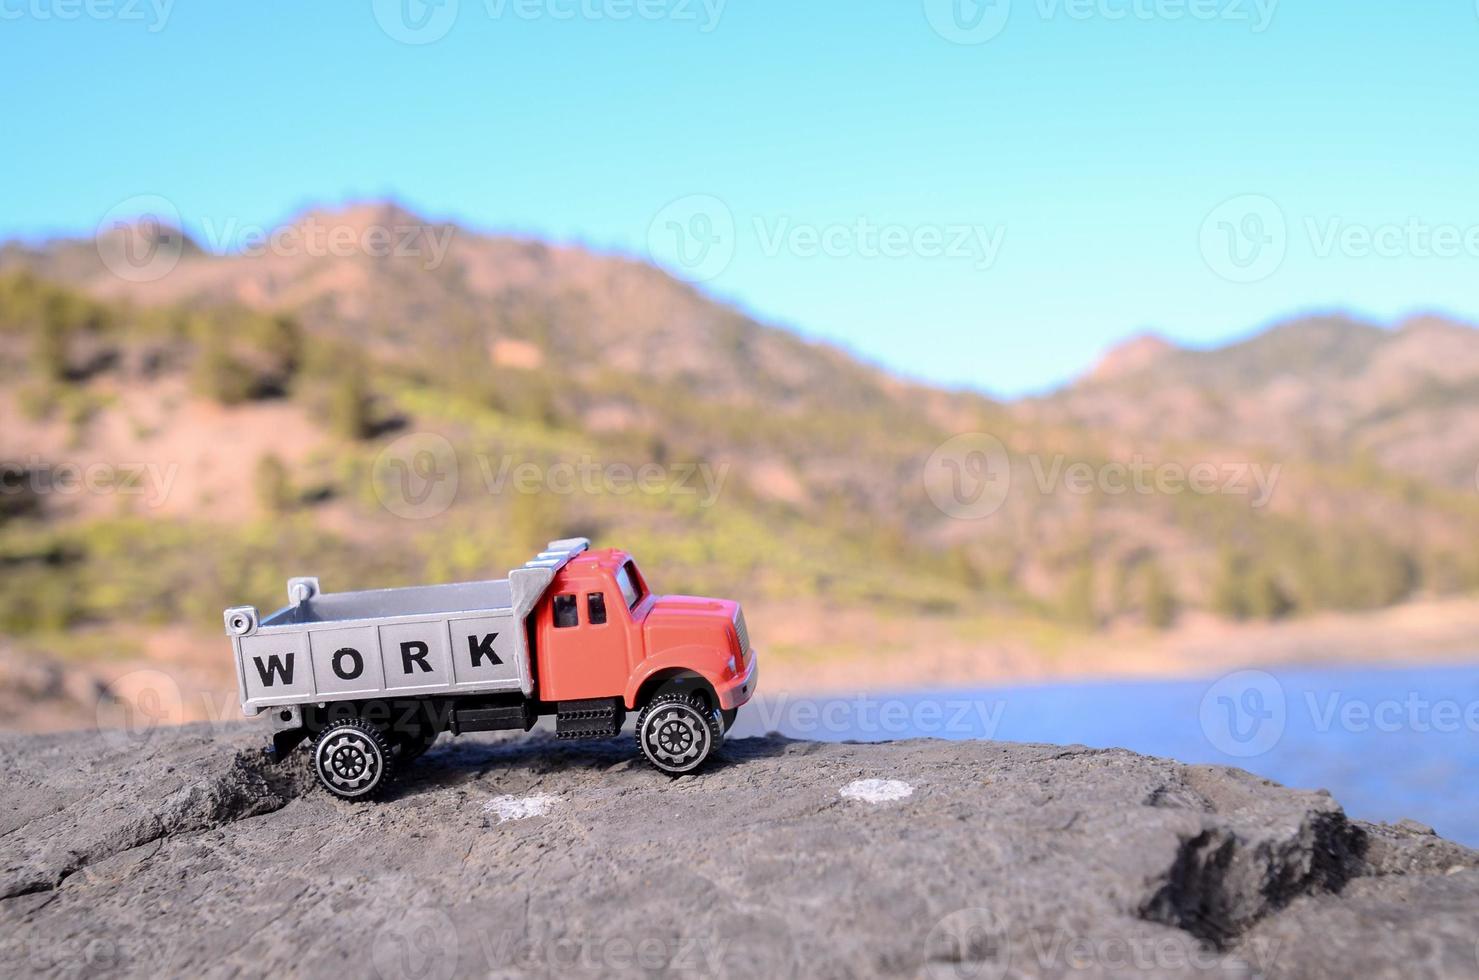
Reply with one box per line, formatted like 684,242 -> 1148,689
636,693 -> 722,775
394,725 -> 439,762
312,719 -> 395,800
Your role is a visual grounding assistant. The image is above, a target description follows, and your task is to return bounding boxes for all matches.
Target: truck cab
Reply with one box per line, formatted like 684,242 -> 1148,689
535,548 -> 757,729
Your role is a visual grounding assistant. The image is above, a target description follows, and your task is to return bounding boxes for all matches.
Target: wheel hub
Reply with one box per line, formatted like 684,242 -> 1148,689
645,707 -> 706,766
319,732 -> 378,790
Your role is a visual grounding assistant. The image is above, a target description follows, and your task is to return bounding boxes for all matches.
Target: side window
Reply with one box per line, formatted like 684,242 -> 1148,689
587,592 -> 608,625
553,593 -> 579,628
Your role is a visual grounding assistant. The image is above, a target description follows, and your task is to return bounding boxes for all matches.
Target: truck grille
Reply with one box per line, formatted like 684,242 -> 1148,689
733,607 -> 751,663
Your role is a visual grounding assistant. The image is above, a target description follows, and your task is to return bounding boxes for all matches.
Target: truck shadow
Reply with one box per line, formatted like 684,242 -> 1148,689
381,731 -> 803,801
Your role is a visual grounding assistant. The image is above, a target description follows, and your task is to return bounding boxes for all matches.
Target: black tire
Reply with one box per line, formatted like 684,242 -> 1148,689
312,719 -> 395,800
394,725 -> 439,762
636,692 -> 723,775
720,707 -> 739,733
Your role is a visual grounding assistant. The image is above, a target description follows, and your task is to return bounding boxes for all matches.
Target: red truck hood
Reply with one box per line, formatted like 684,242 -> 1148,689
645,595 -> 739,620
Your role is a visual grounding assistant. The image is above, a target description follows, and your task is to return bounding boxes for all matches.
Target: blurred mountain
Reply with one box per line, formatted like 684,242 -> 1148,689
1031,313 -> 1479,489
4,201 -> 1479,666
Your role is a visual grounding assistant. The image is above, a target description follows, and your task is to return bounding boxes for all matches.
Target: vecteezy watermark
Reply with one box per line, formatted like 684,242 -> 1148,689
0,457 -> 180,509
923,908 -> 1011,980
95,194 -> 187,283
94,668 -> 188,752
372,432 -> 462,520
476,455 -> 731,507
372,906 -> 460,980
922,0 -> 1013,44
371,433 -> 732,520
371,0 -> 461,44
0,0 -> 174,31
483,0 -> 726,31
371,0 -> 726,45
922,0 -> 1277,45
1200,669 -> 1286,757
1028,454 -> 1281,508
744,693 -> 1006,739
923,911 -> 1282,978
5,936 -> 180,975
94,194 -> 459,281
646,194 -> 1006,284
369,908 -> 730,978
646,194 -> 736,283
1199,193 -> 1288,283
197,214 -> 456,271
1303,216 -> 1479,262
922,434 -> 1281,521
1200,669 -> 1479,758
478,932 -> 728,973
923,432 -> 1012,519
1202,193 -> 1479,284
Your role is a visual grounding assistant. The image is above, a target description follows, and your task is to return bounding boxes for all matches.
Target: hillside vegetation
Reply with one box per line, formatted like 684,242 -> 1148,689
4,204 -> 1479,674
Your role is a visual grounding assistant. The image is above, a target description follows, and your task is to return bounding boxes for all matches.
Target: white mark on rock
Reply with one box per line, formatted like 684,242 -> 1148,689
483,794 -> 559,822
840,779 -> 914,804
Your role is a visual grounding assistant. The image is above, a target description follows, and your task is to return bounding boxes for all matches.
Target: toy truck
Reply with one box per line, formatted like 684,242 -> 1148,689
223,538 -> 757,799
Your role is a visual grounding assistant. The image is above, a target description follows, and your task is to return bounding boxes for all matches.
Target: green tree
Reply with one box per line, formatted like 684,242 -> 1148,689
329,367 -> 374,441
254,454 -> 294,514
1058,557 -> 1097,629
1140,560 -> 1177,629
33,323 -> 69,381
193,335 -> 254,405
1212,550 -> 1292,621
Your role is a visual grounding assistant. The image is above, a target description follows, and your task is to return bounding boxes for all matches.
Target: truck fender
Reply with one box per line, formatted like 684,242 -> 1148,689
625,643 -> 728,711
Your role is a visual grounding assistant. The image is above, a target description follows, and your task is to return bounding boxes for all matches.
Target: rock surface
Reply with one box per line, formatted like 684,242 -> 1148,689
2,724 -> 1477,979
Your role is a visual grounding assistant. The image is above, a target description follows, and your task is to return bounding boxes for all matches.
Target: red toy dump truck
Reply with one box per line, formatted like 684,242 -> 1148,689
224,538 -> 757,799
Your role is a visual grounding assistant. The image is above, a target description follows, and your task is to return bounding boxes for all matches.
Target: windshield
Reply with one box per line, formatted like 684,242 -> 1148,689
615,561 -> 644,609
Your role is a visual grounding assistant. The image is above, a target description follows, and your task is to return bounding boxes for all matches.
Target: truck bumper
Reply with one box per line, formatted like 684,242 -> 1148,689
716,653 -> 758,711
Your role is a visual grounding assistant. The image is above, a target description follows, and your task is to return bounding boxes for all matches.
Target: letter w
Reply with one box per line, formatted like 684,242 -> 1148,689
253,653 -> 295,686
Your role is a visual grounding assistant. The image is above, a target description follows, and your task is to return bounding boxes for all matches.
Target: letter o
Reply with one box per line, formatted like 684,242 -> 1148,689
332,647 -> 364,680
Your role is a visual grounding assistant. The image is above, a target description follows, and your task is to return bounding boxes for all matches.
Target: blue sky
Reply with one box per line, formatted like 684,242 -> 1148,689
4,1 -> 1479,396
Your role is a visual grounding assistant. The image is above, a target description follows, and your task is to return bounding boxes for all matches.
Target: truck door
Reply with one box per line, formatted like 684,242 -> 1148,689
538,586 -> 632,700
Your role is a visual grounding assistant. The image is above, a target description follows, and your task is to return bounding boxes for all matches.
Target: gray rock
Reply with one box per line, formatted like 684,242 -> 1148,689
1,725 -> 1476,979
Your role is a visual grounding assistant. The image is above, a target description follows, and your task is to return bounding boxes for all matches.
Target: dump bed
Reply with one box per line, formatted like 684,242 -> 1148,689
224,538 -> 589,715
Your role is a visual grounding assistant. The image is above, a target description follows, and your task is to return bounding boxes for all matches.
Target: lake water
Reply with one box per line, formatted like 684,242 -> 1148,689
729,663 -> 1479,847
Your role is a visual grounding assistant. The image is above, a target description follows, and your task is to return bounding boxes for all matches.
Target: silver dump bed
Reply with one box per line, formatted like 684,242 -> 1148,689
224,538 -> 590,715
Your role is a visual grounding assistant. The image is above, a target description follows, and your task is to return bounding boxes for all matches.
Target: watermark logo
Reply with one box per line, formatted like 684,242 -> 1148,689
1199,194 -> 1287,283
1304,215 -> 1479,261
647,196 -> 1005,283
483,0 -> 727,31
1,458 -> 180,510
198,214 -> 456,270
373,432 -> 461,520
647,193 -> 736,283
372,0 -> 460,44
372,906 -> 459,980
753,215 -> 1004,270
1027,454 -> 1280,507
923,432 -> 1012,519
923,908 -> 1011,980
1199,669 -> 1286,757
0,0 -> 175,31
95,194 -> 186,283
1033,0 -> 1277,30
477,454 -> 731,507
94,668 -> 186,752
923,437 -> 1281,520
923,0 -> 1012,45
743,693 -> 1006,739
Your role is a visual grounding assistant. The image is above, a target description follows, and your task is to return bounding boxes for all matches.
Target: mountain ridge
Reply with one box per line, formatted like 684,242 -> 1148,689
5,201 -> 1479,650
